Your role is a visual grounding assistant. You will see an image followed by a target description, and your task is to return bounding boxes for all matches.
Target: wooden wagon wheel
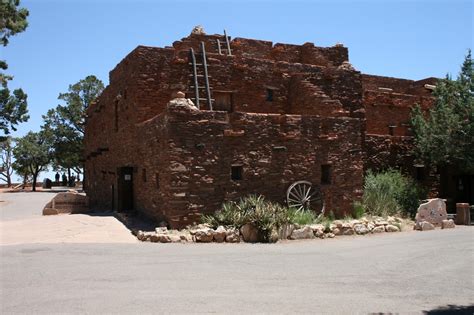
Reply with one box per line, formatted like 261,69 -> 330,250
286,180 -> 325,216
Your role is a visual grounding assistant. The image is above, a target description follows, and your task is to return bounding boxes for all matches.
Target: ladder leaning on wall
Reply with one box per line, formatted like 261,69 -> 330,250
188,30 -> 233,110
189,42 -> 213,110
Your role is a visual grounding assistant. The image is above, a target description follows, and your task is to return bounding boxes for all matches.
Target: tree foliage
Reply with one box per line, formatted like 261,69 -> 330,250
0,136 -> 14,186
0,0 -> 29,46
42,75 -> 104,173
12,131 -> 52,191
0,85 -> 28,139
411,50 -> 474,173
0,0 -> 29,139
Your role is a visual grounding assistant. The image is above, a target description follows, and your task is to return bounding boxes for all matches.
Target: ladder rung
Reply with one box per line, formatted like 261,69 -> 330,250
188,63 -> 204,66
190,98 -> 215,101
190,86 -> 213,89
188,74 -> 212,78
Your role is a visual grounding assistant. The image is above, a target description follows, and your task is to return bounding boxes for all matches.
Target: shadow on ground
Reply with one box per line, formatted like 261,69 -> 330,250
422,304 -> 474,314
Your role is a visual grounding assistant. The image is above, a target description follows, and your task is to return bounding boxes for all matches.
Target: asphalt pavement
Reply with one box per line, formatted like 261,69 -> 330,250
1,190 -> 473,314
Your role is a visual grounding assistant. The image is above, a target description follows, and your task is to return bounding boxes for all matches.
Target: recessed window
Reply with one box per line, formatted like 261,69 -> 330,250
142,169 -> 147,182
321,164 -> 331,185
415,166 -> 425,181
214,92 -> 233,112
388,125 -> 396,136
155,173 -> 160,189
231,165 -> 243,181
266,89 -> 274,102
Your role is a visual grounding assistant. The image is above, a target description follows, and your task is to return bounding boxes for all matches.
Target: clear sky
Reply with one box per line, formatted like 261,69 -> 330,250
2,0 -> 473,181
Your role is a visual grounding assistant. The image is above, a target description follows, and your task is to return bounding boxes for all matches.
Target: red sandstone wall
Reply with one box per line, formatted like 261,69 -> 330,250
362,74 -> 435,136
157,105 -> 363,227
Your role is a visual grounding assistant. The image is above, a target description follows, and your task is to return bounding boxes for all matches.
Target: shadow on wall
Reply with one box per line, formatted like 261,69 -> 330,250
422,304 -> 474,314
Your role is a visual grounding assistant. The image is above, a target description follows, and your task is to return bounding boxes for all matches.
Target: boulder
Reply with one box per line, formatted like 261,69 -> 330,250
149,234 -> 160,243
353,224 -> 370,235
155,227 -> 168,234
225,228 -> 240,243
441,219 -> 455,229
240,223 -> 259,243
314,229 -> 325,238
374,220 -> 388,227
385,224 -> 400,232
415,198 -> 447,227
341,222 -> 352,229
290,226 -> 314,240
137,230 -> 155,241
367,223 -> 375,231
213,226 -> 227,243
268,229 -> 279,243
168,234 -> 182,243
325,233 -> 335,238
278,224 -> 295,240
178,231 -> 193,242
372,226 -> 385,233
415,221 -> 435,231
333,220 -> 343,228
194,228 -> 214,242
331,227 -> 342,236
309,224 -> 325,235
342,228 -> 355,236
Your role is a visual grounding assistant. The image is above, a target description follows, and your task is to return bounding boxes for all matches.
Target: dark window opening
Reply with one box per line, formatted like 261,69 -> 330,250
266,89 -> 274,102
321,164 -> 331,185
142,168 -> 147,182
388,125 -> 396,136
214,92 -> 233,112
415,166 -> 425,181
155,173 -> 160,189
231,165 -> 243,181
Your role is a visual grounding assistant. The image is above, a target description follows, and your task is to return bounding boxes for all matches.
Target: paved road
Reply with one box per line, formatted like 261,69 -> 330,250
0,191 -> 136,245
1,227 -> 473,314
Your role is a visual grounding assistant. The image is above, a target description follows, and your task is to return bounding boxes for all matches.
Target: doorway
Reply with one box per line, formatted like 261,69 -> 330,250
117,167 -> 134,212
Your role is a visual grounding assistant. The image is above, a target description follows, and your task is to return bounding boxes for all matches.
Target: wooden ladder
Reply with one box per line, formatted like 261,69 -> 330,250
216,29 -> 232,56
189,42 -> 213,110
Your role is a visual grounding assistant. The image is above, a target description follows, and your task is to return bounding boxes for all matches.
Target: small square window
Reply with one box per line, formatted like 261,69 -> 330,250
321,164 -> 331,185
415,166 -> 425,181
231,165 -> 243,181
266,89 -> 274,102
388,125 -> 396,136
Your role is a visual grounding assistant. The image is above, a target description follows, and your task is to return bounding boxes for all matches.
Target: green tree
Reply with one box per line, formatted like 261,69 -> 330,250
13,131 -> 52,191
411,50 -> 474,173
0,0 -> 29,139
0,136 -> 14,186
0,0 -> 29,46
42,75 -> 104,176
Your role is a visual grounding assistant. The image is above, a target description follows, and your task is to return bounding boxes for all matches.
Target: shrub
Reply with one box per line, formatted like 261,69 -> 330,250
363,169 -> 426,217
287,207 -> 317,225
352,202 -> 365,219
201,195 -> 290,242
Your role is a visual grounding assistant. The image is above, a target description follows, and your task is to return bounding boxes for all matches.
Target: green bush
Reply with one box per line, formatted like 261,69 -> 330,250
363,169 -> 426,217
201,195 -> 324,242
201,195 -> 290,242
287,207 -> 317,225
352,202 -> 365,219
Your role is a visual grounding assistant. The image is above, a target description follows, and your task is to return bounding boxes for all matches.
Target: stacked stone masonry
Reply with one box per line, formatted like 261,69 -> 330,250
84,30 -> 436,228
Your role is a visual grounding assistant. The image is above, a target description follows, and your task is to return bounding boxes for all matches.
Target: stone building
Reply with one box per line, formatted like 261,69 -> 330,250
84,28 -> 440,228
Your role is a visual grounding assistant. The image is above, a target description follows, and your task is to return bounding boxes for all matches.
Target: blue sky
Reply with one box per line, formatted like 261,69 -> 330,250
2,0 -> 473,180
